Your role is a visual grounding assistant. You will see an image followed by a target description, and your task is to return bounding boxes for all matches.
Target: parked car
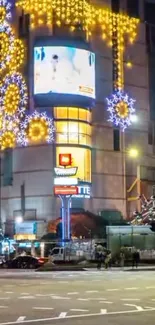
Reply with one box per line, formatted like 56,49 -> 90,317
2,255 -> 45,269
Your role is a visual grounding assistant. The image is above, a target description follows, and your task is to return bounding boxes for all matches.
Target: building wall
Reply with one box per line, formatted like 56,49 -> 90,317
1,0 -> 155,236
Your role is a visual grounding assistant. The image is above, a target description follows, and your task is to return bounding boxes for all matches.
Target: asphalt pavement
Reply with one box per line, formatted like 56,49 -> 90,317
0,269 -> 155,325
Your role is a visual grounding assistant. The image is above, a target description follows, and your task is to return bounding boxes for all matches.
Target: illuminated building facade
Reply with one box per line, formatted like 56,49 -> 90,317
0,0 -> 155,238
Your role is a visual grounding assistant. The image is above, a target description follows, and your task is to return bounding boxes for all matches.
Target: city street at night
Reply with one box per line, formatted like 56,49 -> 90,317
0,269 -> 155,325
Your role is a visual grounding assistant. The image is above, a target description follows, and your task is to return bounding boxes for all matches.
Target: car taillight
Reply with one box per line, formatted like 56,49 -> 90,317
38,258 -> 44,264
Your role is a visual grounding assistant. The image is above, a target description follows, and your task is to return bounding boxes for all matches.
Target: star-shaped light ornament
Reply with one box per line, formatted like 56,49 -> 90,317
106,90 -> 136,131
18,111 -> 55,146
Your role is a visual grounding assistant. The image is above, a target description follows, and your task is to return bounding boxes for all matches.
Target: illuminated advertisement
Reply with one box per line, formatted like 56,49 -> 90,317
56,147 -> 91,183
34,46 -> 95,99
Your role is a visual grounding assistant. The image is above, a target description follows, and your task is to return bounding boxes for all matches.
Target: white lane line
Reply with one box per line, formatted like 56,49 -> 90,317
0,306 -> 8,309
78,298 -> 89,301
99,301 -> 113,304
58,281 -> 69,284
0,298 -> 10,300
121,299 -> 141,301
16,317 -> 26,323
124,287 -> 139,290
18,296 -> 35,299
51,296 -> 70,300
67,292 -> 78,295
33,308 -> 54,310
86,290 -> 98,293
35,294 -> 51,297
124,304 -> 143,311
70,309 -> 89,312
106,289 -> 119,291
5,292 -> 13,294
100,309 -> 107,314
146,286 -> 155,289
0,308 -> 155,325
58,312 -> 67,318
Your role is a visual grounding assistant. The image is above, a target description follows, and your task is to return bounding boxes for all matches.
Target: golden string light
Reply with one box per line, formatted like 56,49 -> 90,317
0,131 -> 16,150
115,101 -> 129,118
9,39 -> 25,72
15,0 -> 139,91
4,84 -> 20,115
0,6 -> 6,23
27,118 -> 49,143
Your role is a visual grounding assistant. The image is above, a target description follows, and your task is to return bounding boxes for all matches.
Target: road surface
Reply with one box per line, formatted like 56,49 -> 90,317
0,269 -> 155,325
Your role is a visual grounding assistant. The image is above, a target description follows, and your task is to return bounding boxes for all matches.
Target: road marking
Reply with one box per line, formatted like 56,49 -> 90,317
146,286 -> 155,289
0,306 -> 8,309
0,307 -> 155,325
33,308 -> 54,310
16,317 -> 26,323
106,289 -> 119,291
51,296 -> 70,300
35,294 -> 51,297
99,301 -> 113,304
5,292 -> 13,294
0,298 -> 10,300
78,298 -> 89,301
124,304 -> 144,311
70,309 -> 89,312
86,290 -> 98,293
19,296 -> 35,299
124,287 -> 139,290
121,298 -> 141,301
100,309 -> 107,314
67,292 -> 78,295
58,281 -> 69,284
58,312 -> 67,318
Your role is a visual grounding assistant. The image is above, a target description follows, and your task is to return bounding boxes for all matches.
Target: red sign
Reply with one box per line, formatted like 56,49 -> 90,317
54,186 -> 78,196
59,154 -> 71,167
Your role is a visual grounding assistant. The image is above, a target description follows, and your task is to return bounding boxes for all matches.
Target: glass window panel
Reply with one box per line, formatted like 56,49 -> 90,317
79,108 -> 87,120
68,122 -> 79,144
86,124 -> 91,135
87,110 -> 92,123
56,121 -> 68,133
56,133 -> 68,143
79,122 -> 86,134
79,133 -> 87,145
68,107 -> 78,119
54,107 -> 68,119
84,149 -> 91,182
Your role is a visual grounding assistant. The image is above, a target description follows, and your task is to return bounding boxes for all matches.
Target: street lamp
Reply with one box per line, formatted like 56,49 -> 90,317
130,114 -> 138,123
15,216 -> 23,224
128,148 -> 139,158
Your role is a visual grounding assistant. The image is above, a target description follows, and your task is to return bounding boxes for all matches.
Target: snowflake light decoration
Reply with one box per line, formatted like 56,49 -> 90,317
106,90 -> 136,131
0,0 -> 12,23
1,72 -> 28,118
17,111 -> 55,146
0,23 -> 15,72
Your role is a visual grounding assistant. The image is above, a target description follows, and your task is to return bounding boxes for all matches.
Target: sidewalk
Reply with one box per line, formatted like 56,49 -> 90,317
85,265 -> 155,271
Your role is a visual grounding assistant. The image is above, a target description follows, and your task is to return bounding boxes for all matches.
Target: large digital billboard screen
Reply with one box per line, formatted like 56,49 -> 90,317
34,46 -> 95,102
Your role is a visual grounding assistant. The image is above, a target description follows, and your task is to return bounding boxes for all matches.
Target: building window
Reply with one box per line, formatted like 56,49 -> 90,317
56,146 -> 91,182
54,107 -> 91,123
126,0 -> 139,18
113,129 -> 120,151
111,0 -> 120,13
55,121 -> 91,146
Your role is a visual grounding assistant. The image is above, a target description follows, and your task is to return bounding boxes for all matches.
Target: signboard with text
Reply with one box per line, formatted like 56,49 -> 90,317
54,186 -> 78,196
